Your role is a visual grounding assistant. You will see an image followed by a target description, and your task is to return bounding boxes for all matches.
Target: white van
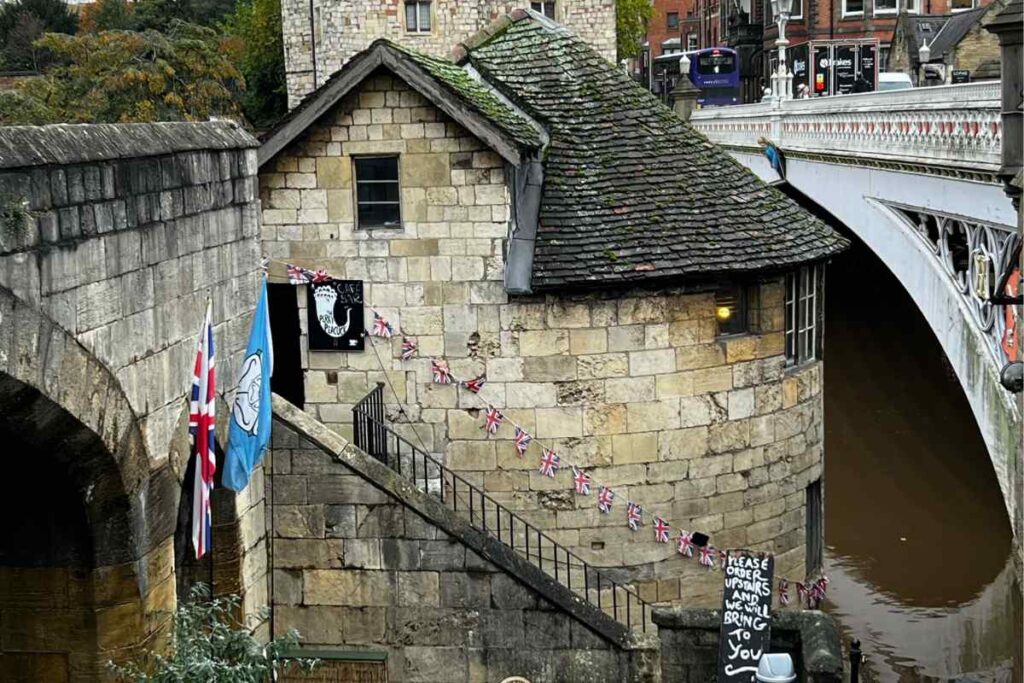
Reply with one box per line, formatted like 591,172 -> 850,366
878,72 -> 914,92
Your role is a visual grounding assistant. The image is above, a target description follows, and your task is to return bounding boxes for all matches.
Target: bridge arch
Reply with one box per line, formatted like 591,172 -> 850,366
0,286 -> 178,681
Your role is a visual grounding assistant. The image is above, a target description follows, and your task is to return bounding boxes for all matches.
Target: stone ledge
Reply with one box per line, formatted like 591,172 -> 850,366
0,121 -> 258,170
271,393 -> 660,652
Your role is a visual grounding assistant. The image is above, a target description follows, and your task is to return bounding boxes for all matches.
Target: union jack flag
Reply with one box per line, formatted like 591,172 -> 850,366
677,531 -> 694,557
463,375 -> 487,394
189,301 -> 216,560
654,517 -> 670,543
626,502 -> 642,530
371,311 -> 394,338
513,426 -> 532,456
597,486 -> 615,513
311,269 -> 331,283
539,449 -> 560,478
287,263 -> 311,284
400,337 -> 418,361
796,582 -> 807,605
778,578 -> 790,606
698,545 -> 716,569
482,407 -> 503,434
572,467 -> 591,495
431,359 -> 453,384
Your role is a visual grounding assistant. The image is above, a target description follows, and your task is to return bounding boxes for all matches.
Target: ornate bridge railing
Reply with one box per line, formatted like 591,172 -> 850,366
691,82 -> 1002,177
352,384 -> 652,633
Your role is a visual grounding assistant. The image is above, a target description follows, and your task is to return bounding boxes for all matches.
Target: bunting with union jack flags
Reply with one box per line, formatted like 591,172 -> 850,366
698,545 -> 716,569
513,426 -> 532,456
654,517 -> 670,543
463,375 -> 487,394
400,337 -> 418,361
778,578 -> 790,606
189,301 -> 216,560
572,467 -> 591,495
627,501 -> 642,530
677,530 -> 694,557
597,486 -> 615,513
286,263 -> 312,284
431,359 -> 453,384
482,406 -> 503,434
371,311 -> 394,338
539,449 -> 560,478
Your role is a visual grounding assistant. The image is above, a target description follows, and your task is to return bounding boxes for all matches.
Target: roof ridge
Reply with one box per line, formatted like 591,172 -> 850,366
451,9 -> 531,63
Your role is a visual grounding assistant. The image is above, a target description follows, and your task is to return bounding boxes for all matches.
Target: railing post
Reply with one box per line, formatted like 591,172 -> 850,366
850,639 -> 862,683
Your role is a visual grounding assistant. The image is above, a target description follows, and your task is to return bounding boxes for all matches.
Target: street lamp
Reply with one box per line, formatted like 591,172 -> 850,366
918,40 -> 931,87
770,0 -> 793,101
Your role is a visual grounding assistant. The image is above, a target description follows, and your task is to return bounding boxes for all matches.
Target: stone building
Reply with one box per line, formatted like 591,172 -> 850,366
258,6 -> 847,652
889,2 -> 1005,83
281,0 -> 617,107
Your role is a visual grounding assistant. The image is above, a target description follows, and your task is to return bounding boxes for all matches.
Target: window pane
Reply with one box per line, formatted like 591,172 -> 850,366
716,285 -> 747,336
357,202 -> 401,228
875,0 -> 897,10
545,1 -> 556,18
419,2 -> 431,30
846,0 -> 863,12
357,181 -> 400,203
354,156 -> 398,181
667,12 -> 679,28
406,2 -> 417,30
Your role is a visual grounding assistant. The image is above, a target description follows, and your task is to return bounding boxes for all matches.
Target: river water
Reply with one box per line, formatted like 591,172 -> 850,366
823,241 -> 1022,682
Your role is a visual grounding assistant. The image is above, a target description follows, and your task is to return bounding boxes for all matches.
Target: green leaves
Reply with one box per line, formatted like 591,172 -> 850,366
222,0 -> 287,128
616,0 -> 653,61
108,584 -> 316,683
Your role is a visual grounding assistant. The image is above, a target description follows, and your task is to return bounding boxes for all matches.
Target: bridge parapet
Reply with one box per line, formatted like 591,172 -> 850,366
691,82 -> 1002,178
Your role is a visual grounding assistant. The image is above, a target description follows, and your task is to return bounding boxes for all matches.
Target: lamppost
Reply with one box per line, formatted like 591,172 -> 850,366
769,0 -> 793,101
917,40 -> 931,87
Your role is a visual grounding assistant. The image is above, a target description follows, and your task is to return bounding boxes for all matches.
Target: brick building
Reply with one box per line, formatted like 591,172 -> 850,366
256,12 -> 847,672
280,0 -> 617,108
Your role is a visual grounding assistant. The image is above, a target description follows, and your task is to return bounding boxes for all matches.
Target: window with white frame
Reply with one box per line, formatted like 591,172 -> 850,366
842,0 -> 864,16
531,0 -> 556,18
951,0 -> 977,10
687,33 -> 698,50
785,264 -> 824,365
405,0 -> 431,32
790,0 -> 803,20
874,0 -> 897,13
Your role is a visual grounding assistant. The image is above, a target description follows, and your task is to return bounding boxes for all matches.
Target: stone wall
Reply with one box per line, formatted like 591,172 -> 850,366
268,407 -> 659,683
282,0 -> 617,107
260,68 -> 826,610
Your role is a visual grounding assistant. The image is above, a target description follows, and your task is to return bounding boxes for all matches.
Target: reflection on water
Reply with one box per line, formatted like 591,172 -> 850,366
824,240 -> 1021,682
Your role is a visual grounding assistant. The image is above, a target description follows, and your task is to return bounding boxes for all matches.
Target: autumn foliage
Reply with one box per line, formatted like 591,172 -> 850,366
0,21 -> 243,124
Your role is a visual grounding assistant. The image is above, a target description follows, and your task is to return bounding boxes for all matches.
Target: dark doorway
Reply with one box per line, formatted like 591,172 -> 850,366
268,283 -> 305,409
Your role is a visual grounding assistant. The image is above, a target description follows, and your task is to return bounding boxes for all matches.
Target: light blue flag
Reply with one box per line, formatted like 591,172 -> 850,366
223,277 -> 274,492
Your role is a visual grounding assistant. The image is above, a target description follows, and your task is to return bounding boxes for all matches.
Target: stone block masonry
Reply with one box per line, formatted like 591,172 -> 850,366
281,0 -> 617,107
261,70 -> 826,612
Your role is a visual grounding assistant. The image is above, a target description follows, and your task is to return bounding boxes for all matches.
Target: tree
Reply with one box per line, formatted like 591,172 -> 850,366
1,21 -> 244,125
223,0 -> 287,127
616,0 -> 653,62
130,0 -> 236,32
108,584 -> 316,682
0,0 -> 77,70
79,0 -> 135,33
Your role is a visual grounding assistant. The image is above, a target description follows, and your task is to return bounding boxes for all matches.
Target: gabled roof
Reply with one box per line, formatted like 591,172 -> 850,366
259,40 -> 543,167
928,6 -> 987,57
456,11 -> 847,291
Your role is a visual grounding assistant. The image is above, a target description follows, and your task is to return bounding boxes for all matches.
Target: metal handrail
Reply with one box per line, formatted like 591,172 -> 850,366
352,383 -> 651,633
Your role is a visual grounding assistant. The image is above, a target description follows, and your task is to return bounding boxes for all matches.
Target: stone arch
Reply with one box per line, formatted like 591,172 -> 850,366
0,286 -> 178,681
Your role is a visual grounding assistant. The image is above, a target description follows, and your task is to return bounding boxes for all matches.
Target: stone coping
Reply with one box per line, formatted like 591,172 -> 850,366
271,394 -> 660,652
0,120 -> 258,170
651,606 -> 843,677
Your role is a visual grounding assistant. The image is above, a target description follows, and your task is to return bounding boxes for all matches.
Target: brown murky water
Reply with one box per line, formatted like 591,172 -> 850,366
823,241 -> 1022,682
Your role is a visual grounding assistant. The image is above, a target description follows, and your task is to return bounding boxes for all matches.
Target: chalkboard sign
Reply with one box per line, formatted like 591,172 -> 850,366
952,70 -> 970,84
307,279 -> 364,351
717,551 -> 775,683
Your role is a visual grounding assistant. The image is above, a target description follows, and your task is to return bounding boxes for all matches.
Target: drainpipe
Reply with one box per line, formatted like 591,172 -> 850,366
309,0 -> 318,89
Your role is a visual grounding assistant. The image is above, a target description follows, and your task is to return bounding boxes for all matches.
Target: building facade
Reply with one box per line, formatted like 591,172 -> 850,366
258,9 -> 847,627
281,0 -> 617,107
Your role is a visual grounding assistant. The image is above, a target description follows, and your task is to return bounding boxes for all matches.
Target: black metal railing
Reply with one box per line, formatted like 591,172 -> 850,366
353,384 -> 651,633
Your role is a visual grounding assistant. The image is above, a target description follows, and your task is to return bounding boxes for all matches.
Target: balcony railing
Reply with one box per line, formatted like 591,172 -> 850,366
690,81 -> 1002,174
353,384 -> 652,633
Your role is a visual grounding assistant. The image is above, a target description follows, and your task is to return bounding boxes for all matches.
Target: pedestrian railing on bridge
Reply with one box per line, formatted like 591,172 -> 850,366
352,383 -> 652,634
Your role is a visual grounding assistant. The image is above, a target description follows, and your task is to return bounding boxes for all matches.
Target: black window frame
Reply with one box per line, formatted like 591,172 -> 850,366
715,283 -> 750,337
805,478 -> 823,575
353,155 -> 402,230
785,264 -> 824,365
405,0 -> 431,33
667,11 -> 680,28
531,0 -> 556,19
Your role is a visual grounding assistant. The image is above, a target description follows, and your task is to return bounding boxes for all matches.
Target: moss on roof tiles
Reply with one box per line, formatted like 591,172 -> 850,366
391,43 -> 542,148
464,16 -> 849,290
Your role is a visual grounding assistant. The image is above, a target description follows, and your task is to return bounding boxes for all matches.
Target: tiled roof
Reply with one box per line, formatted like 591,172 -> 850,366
461,12 -> 848,291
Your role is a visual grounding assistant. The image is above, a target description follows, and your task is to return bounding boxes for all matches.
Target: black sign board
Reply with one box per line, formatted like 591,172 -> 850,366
717,551 -> 775,683
859,43 -> 877,91
813,44 -> 831,95
833,45 -> 857,94
306,279 -> 365,351
790,43 -> 810,97
952,69 -> 971,84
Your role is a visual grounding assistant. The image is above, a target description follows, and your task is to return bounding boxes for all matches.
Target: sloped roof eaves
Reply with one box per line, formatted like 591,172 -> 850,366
929,7 -> 986,56
465,17 -> 848,291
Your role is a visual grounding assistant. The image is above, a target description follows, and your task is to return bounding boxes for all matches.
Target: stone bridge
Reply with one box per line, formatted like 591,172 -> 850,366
691,81 -> 1021,538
